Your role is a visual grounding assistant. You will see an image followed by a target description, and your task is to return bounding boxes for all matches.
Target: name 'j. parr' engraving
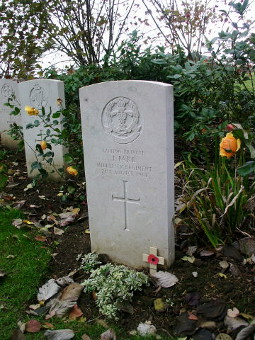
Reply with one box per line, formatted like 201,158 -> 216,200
101,96 -> 142,144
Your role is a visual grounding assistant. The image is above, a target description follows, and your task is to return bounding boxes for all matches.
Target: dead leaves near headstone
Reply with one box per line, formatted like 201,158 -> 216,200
58,283 -> 83,301
0,270 -> 6,279
182,255 -> 196,263
215,334 -> 233,340
68,304 -> 83,320
174,312 -> 198,336
37,279 -> 62,302
100,329 -> 117,340
151,271 -> 178,288
81,335 -> 92,340
42,322 -> 55,329
12,218 -> 23,229
25,319 -> 42,333
222,245 -> 243,262
35,235 -> 48,242
192,328 -> 213,340
58,207 -> 80,227
235,323 -> 255,340
137,321 -> 157,337
184,292 -> 201,307
224,315 -> 249,332
239,237 -> 255,257
154,298 -> 168,312
197,299 -> 227,321
46,283 -> 83,319
227,307 -> 239,318
44,329 -> 75,340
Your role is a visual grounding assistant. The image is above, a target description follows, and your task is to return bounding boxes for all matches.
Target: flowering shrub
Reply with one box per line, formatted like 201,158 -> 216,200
23,104 -> 67,179
82,258 -> 148,319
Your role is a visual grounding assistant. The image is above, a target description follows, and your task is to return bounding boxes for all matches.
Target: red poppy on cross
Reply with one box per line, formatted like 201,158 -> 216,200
143,247 -> 165,275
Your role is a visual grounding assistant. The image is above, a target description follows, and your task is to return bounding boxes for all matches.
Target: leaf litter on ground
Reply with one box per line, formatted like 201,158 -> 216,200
151,271 -> 178,288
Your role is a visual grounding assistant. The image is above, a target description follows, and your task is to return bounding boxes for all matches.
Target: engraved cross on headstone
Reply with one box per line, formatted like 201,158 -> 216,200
112,180 -> 140,231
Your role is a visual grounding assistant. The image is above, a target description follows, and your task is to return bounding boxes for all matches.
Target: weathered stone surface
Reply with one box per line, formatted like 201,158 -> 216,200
80,80 -> 174,268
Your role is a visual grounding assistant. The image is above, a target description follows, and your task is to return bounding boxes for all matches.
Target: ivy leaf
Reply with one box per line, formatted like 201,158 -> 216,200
237,161 -> 255,176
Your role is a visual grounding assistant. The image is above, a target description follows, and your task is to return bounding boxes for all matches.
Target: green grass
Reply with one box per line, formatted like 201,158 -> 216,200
0,173 -> 8,189
0,207 -> 51,340
0,149 -> 9,189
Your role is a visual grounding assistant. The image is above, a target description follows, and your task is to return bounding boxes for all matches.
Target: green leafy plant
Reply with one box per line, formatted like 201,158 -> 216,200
82,255 -> 149,319
176,155 -> 254,247
80,252 -> 102,273
231,124 -> 255,176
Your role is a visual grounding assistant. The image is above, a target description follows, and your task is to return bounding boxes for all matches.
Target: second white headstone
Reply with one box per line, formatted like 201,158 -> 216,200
19,79 -> 67,179
0,79 -> 21,148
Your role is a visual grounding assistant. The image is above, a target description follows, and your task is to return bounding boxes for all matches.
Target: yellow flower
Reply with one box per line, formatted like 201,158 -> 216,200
25,106 -> 39,115
220,132 -> 241,158
40,140 -> 47,150
66,166 -> 78,176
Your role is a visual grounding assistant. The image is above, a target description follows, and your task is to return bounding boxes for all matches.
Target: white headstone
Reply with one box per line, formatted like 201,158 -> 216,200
19,79 -> 67,179
0,79 -> 21,148
80,80 -> 175,269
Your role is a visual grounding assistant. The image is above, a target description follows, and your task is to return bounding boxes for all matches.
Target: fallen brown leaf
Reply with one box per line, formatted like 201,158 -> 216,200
35,235 -> 47,242
53,227 -> 64,236
100,329 -> 116,340
59,283 -> 83,301
188,312 -> 198,320
42,322 -> 55,329
81,334 -> 91,340
12,219 -> 23,228
25,319 -> 41,333
69,304 -> 83,320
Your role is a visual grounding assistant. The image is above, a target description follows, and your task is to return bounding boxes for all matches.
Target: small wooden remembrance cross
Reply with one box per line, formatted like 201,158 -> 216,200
143,247 -> 165,275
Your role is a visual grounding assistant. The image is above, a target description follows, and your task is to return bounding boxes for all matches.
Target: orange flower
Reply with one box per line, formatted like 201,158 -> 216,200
66,166 -> 78,176
25,105 -> 39,115
220,132 -> 241,158
40,140 -> 47,150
